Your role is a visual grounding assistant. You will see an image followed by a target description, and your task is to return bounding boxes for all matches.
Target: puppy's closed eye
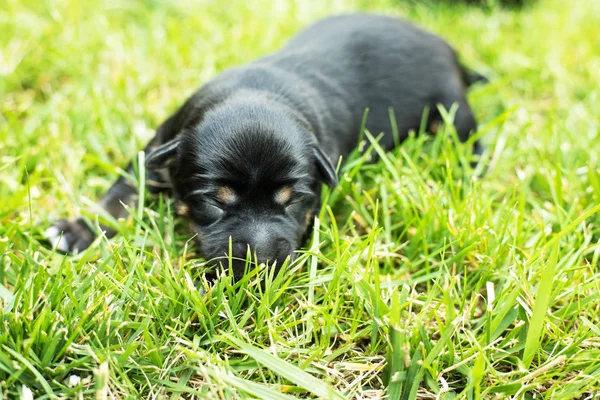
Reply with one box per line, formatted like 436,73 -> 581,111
274,186 -> 293,205
192,199 -> 225,226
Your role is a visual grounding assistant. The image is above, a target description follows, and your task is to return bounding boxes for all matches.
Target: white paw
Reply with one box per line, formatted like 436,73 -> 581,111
44,226 -> 72,253
44,218 -> 95,254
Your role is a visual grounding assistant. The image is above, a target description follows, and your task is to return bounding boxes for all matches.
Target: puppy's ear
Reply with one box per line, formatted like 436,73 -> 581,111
145,138 -> 182,170
313,146 -> 338,187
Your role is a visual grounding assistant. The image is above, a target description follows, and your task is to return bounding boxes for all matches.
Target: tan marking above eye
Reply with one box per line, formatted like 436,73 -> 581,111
215,186 -> 237,205
275,186 -> 293,205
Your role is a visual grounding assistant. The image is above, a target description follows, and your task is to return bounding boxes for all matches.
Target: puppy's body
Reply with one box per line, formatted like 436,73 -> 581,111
46,14 -> 483,275
174,14 -> 479,162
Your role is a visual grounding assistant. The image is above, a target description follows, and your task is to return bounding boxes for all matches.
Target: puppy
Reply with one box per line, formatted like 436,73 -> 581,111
45,14 -> 485,276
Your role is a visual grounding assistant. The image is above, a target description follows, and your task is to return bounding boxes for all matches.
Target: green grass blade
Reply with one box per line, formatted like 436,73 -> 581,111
221,334 -> 345,400
522,244 -> 559,368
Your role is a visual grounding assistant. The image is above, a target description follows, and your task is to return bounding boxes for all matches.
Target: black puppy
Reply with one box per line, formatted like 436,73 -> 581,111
45,14 -> 484,276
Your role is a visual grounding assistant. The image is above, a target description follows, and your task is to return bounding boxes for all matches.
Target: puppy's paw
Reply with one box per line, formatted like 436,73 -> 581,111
44,218 -> 95,254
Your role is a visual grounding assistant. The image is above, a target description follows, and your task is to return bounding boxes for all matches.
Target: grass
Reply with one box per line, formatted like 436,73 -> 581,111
1,0 -> 600,398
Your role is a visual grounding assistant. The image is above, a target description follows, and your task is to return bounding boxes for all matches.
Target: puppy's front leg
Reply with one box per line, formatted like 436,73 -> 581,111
45,119 -> 176,254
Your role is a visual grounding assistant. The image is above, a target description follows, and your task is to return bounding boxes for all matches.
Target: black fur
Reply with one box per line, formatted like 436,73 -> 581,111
46,14 -> 484,276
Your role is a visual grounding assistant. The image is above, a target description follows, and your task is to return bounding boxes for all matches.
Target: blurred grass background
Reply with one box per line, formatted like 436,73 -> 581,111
1,0 -> 600,398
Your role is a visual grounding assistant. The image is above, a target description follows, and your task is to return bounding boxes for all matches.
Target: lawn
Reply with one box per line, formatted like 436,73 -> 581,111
1,0 -> 600,398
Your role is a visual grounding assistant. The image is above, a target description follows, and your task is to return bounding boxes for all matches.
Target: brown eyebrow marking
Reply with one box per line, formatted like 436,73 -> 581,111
215,186 -> 237,205
275,186 -> 293,205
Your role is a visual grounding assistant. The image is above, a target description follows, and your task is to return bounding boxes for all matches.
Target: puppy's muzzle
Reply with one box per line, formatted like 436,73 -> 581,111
231,223 -> 294,267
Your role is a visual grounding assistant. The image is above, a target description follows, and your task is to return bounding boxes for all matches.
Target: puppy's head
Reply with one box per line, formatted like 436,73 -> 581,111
145,102 -> 337,277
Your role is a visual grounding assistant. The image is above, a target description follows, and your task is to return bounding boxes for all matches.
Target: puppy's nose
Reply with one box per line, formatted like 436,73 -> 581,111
264,238 -> 293,263
232,236 -> 292,265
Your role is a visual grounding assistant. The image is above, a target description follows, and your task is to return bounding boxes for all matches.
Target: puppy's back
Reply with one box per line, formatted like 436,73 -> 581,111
263,14 -> 468,155
200,14 -> 473,161
284,13 -> 449,54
